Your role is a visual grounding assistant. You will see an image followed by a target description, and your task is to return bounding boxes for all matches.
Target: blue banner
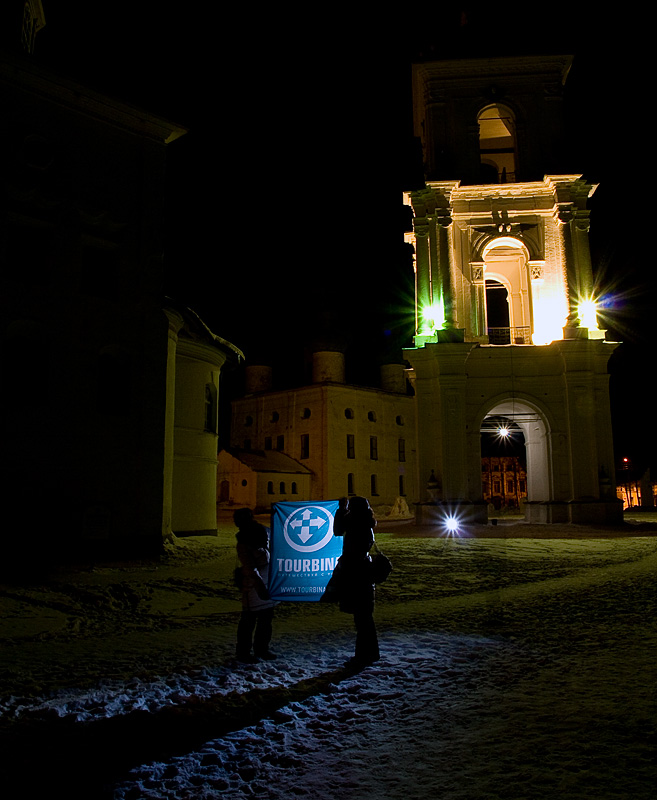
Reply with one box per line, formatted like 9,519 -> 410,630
269,500 -> 342,602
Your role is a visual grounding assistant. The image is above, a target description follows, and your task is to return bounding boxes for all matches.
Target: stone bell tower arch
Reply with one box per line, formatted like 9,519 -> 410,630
404,55 -> 622,525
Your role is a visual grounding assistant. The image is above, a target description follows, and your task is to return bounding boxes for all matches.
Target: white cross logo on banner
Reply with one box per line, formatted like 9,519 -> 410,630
289,509 -> 326,543
283,505 -> 335,553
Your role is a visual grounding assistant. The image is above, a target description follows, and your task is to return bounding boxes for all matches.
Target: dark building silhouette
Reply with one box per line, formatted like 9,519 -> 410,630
1,6 -> 241,571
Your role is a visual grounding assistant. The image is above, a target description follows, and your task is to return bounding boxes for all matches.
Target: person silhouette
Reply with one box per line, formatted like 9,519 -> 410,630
234,508 -> 277,663
332,496 -> 380,669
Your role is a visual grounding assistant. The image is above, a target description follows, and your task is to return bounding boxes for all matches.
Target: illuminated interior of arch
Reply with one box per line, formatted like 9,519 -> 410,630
478,104 -> 517,183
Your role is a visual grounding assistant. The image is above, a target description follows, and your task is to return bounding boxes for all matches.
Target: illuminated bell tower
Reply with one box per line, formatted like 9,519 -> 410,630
404,56 -> 622,525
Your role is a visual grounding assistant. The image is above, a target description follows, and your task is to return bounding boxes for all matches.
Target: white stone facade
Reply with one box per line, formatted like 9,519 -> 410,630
403,55 -> 622,524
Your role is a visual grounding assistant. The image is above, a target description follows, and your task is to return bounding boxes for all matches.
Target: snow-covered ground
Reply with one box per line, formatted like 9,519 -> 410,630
1,514 -> 656,799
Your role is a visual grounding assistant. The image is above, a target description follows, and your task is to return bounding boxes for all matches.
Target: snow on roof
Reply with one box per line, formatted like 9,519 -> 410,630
223,448 -> 312,475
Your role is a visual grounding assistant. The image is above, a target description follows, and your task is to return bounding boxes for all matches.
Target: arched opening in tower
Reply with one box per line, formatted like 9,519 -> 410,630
482,240 -> 533,345
478,103 -> 518,183
480,398 -> 552,517
480,415 -> 526,512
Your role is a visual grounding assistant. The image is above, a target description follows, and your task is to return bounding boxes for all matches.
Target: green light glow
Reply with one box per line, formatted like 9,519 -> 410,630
421,299 -> 445,333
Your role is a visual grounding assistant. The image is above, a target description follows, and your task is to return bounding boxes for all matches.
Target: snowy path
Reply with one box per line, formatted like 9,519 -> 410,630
114,545 -> 656,800
1,534 -> 655,799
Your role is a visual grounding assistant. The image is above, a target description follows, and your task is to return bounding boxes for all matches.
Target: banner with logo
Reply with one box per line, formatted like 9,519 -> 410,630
269,500 -> 342,602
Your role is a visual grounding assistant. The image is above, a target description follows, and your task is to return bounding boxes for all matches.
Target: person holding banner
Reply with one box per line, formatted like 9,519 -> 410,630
234,508 -> 277,663
333,496 -> 380,669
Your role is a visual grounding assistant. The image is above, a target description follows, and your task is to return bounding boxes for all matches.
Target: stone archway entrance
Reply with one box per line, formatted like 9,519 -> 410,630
481,399 -> 551,506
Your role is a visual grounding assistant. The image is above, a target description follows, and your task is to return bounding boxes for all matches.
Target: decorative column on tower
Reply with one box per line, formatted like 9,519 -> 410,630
413,217 -> 431,336
554,178 -> 602,339
470,261 -> 486,339
556,203 -> 576,331
435,205 -> 456,332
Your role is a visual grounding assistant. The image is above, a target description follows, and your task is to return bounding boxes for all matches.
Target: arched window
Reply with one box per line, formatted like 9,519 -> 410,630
370,474 -> 378,496
478,104 -> 517,183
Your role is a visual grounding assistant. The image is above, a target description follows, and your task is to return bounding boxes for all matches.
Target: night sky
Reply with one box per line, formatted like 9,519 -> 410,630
29,4 -> 655,470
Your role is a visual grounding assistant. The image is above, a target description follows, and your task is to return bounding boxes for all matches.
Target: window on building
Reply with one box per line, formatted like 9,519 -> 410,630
244,438 -> 252,450
276,435 -> 284,450
396,415 -> 405,426
507,480 -> 514,493
345,408 -> 354,419
371,474 -> 378,496
368,411 -> 377,422
264,436 -> 272,450
267,481 -> 274,494
301,408 -> 311,419
370,436 -> 378,460
347,473 -> 355,495
291,482 -> 298,494
270,411 -> 279,422
280,482 -> 286,494
204,384 -> 217,433
398,438 -> 406,462
399,475 -> 406,496
347,434 -> 355,459
300,434 -> 310,459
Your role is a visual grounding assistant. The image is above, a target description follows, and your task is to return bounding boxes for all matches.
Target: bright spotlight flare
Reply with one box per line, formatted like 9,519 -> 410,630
421,298 -> 445,333
498,425 -> 510,438
444,516 -> 460,534
578,297 -> 599,330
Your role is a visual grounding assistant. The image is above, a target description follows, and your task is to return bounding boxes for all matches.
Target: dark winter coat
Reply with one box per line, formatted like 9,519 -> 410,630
332,504 -> 376,614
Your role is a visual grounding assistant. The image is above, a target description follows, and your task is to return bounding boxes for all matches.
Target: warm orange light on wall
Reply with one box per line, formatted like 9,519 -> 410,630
532,291 -> 569,345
